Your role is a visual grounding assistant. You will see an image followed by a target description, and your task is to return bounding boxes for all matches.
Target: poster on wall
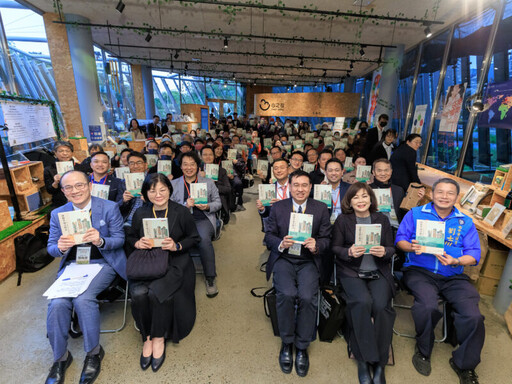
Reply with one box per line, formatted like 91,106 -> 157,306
478,79 -> 512,129
411,104 -> 428,134
0,101 -> 56,146
439,83 -> 467,133
89,125 -> 103,141
366,67 -> 382,127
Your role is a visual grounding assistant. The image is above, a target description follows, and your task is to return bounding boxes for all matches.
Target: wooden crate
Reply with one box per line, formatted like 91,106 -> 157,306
0,187 -> 40,212
68,137 -> 89,152
0,200 -> 13,232
27,161 -> 44,188
0,164 -> 35,196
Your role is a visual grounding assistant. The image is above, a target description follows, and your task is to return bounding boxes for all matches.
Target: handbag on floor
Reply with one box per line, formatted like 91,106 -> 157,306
251,286 -> 280,337
318,285 -> 345,342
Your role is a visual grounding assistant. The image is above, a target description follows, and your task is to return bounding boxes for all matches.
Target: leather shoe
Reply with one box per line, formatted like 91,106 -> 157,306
295,348 -> 309,377
357,360 -> 373,384
79,345 -> 104,384
151,349 -> 166,372
140,353 -> 152,371
373,364 -> 386,384
278,343 -> 293,374
45,352 -> 73,384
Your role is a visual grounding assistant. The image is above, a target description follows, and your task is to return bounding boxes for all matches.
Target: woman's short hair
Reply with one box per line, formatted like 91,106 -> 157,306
141,173 -> 173,203
341,182 -> 378,215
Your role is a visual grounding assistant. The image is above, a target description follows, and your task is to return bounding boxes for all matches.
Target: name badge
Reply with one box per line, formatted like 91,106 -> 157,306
330,212 -> 338,225
76,246 -> 91,264
289,243 -> 302,256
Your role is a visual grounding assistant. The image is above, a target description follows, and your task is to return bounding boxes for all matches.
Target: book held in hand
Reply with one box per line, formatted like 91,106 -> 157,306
227,149 -> 238,160
115,167 -> 130,180
91,184 -> 110,200
302,163 -> 315,173
374,188 -> 392,212
314,184 -> 332,208
259,184 -> 276,206
263,138 -> 272,149
58,209 -> 92,245
221,160 -> 234,175
146,154 -> 158,168
416,219 -> 445,255
344,157 -> 354,172
143,218 -> 169,247
257,160 -> 269,174
288,212 -> 313,244
124,172 -> 145,197
355,224 -> 382,252
356,165 -> 372,182
205,164 -> 219,181
157,160 -> 173,177
190,183 -> 208,204
56,161 -> 74,176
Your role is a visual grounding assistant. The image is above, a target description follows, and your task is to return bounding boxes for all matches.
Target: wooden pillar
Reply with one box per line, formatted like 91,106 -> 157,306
131,64 -> 146,120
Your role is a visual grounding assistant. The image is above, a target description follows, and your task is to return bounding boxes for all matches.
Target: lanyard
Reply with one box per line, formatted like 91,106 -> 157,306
277,183 -> 288,200
292,204 -> 306,214
332,186 -> 341,210
90,174 -> 107,184
152,206 -> 168,218
183,177 -> 198,198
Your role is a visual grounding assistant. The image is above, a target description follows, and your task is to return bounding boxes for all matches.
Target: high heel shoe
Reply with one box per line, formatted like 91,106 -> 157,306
140,353 -> 151,371
151,349 -> 166,372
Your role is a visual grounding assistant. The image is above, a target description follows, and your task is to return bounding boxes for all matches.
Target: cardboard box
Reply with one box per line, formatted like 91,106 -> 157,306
400,183 -> 425,211
68,137 -> 89,152
464,231 -> 489,281
481,239 -> 509,279
0,200 -> 13,232
476,275 -> 500,296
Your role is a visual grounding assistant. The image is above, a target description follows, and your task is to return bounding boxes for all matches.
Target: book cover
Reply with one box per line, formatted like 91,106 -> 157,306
143,218 -> 169,247
288,212 -> 313,244
56,161 -> 74,176
302,163 -> 315,173
58,209 -> 92,244
104,150 -> 115,160
115,167 -> 130,180
253,137 -> 260,145
416,219 -> 445,255
282,145 -> 292,154
116,143 -> 128,153
190,183 -> 208,204
227,149 -> 238,160
355,224 -> 382,252
344,157 -> 354,172
324,137 -> 334,147
374,188 -> 392,212
259,184 -> 276,206
293,140 -> 303,149
314,184 -> 332,208
124,172 -> 145,197
235,144 -> 248,155
172,134 -> 182,145
257,160 -> 269,174
205,164 -> 219,181
312,138 -> 320,148
91,184 -> 110,200
263,138 -> 272,149
221,160 -> 234,175
146,154 -> 158,168
305,133 -> 314,143
484,203 -> 506,226
356,165 -> 372,182
157,160 -> 173,176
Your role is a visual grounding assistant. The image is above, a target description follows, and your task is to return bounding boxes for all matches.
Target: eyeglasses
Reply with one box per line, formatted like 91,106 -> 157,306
62,182 -> 88,192
129,161 -> 145,166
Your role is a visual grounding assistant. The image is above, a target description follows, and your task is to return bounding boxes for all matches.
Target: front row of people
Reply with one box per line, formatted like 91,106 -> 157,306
265,171 -> 484,384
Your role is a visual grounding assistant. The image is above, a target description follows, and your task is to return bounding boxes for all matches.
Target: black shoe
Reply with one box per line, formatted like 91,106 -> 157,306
151,349 -> 166,372
372,364 -> 386,384
140,353 -> 152,371
45,352 -> 73,384
357,360 -> 373,384
412,344 -> 431,376
450,358 -> 479,384
279,343 -> 293,374
79,346 -> 104,384
295,348 -> 309,377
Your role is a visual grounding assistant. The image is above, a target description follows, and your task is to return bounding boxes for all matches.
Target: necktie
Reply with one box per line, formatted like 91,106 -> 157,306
298,206 -> 302,213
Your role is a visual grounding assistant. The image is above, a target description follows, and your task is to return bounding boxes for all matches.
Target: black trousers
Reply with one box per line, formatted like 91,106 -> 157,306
130,281 -> 173,342
340,272 -> 395,366
403,268 -> 485,370
273,258 -> 319,350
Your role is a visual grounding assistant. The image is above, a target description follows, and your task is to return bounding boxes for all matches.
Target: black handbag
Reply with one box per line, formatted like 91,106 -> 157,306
126,248 -> 169,280
318,285 -> 345,342
251,286 -> 280,337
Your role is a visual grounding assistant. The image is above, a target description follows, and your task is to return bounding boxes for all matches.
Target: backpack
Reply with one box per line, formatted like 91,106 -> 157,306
14,225 -> 53,286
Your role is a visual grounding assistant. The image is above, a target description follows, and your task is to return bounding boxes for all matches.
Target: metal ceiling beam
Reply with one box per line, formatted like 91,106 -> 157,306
171,0 -> 444,25
52,20 -> 397,49
104,43 -> 382,64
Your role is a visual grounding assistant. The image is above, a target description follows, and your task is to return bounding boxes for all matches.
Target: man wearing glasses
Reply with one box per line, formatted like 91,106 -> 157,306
121,152 -> 149,226
45,170 -> 126,384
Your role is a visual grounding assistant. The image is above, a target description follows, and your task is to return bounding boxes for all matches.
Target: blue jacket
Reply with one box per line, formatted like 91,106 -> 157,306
395,202 -> 480,277
47,196 -> 127,280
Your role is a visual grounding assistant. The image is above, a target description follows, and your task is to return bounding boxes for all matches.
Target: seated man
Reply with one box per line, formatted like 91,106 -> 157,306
89,151 -> 125,206
396,178 -> 484,384
171,152 -> 222,298
309,149 -> 332,186
45,170 -> 126,384
264,170 -> 331,377
147,142 -> 183,180
121,152 -> 148,227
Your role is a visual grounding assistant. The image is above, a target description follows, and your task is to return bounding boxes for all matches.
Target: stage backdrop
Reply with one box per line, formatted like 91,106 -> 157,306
253,92 -> 360,118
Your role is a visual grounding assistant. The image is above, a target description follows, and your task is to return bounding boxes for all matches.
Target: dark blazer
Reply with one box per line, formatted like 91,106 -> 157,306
146,123 -> 162,138
44,161 -> 85,208
368,141 -> 394,164
264,198 -> 332,280
331,212 -> 395,293
213,166 -> 232,216
363,127 -> 385,160
370,181 -> 406,223
390,143 -> 421,192
309,168 -> 326,186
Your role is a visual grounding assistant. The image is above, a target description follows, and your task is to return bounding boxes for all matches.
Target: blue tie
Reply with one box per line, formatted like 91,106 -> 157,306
298,206 -> 302,213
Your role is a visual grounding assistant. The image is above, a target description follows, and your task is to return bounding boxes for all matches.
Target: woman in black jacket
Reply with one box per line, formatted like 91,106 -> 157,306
390,133 -> 422,192
332,182 -> 396,384
126,173 -> 200,372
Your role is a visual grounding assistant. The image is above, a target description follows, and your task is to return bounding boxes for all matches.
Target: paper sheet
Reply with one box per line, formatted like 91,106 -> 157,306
43,263 -> 103,299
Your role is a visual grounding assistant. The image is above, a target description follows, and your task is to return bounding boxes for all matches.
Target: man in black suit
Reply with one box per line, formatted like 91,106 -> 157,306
363,114 -> 389,162
309,149 -> 333,186
146,115 -> 161,138
89,151 -> 125,206
264,170 -> 331,377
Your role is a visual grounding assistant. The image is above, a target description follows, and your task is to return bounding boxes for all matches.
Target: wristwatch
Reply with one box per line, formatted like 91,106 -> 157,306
176,242 -> 182,251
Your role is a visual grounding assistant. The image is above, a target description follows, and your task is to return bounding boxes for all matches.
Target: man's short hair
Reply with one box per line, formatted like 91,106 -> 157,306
432,178 -> 460,196
325,158 -> 344,170
54,141 -> 74,152
319,149 -> 333,158
289,169 -> 311,184
153,115 -> 160,119
372,158 -> 392,169
127,152 -> 147,163
60,170 -> 88,186
200,145 -> 214,155
272,158 -> 289,167
290,151 -> 305,162
159,143 -> 174,152
378,114 -> 389,121
180,151 -> 201,167
90,151 -> 110,161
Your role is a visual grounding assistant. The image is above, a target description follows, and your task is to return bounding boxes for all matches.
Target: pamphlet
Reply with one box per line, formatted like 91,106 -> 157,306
172,134 -> 182,145
115,167 -> 130,180
221,160 -> 234,175
205,164 -> 219,181
356,165 -> 372,182
293,140 -> 303,149
344,157 -> 354,172
43,263 -> 103,299
253,137 -> 260,146
104,150 -> 115,160
374,188 -> 392,212
288,212 -> 313,244
355,224 -> 382,252
227,149 -> 238,160
235,144 -> 248,155
143,218 -> 169,247
157,160 -> 173,177
324,137 -> 334,147
483,203 -> 506,226
263,138 -> 272,149
56,161 -> 74,176
314,184 -> 332,208
416,219 -> 445,255
58,209 -> 92,244
146,154 -> 158,168
257,160 -> 269,174
259,184 -> 276,206
303,163 -> 315,173
312,138 -> 320,148
305,133 -> 314,143
190,183 -> 208,204
91,184 -> 110,200
125,172 -> 145,197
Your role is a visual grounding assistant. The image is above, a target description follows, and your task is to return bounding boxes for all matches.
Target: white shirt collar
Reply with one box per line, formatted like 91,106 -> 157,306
73,198 -> 92,212
292,199 -> 307,213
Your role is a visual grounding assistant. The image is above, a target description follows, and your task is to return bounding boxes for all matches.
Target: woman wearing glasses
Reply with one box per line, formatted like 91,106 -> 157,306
125,173 -> 200,372
331,182 -> 396,384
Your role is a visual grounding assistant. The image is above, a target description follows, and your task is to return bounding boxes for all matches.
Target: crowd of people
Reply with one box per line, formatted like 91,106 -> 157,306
42,113 -> 484,384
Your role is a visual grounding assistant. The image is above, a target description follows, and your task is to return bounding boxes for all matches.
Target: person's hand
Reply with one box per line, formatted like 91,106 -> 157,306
256,199 -> 264,212
417,187 -> 426,200
135,237 -> 153,249
280,235 -> 295,249
257,170 -> 264,179
199,170 -> 206,178
369,245 -> 386,257
195,203 -> 209,211
435,252 -> 458,266
232,159 -> 237,165
161,237 -> 177,251
411,239 -> 423,254
269,198 -> 280,205
58,235 -> 75,253
167,174 -> 174,181
349,245 -> 366,258
320,180 -> 329,185
53,174 -> 61,188
82,228 -> 101,246
227,173 -> 234,180
123,190 -> 134,202
186,198 -> 195,208
303,237 -> 317,253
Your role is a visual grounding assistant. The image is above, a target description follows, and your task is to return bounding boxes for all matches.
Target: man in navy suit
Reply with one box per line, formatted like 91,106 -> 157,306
88,151 -> 125,206
264,170 -> 331,377
45,170 -> 126,384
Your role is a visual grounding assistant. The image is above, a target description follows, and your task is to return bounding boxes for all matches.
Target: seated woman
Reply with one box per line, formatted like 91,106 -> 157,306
331,182 -> 396,384
126,173 -> 200,372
